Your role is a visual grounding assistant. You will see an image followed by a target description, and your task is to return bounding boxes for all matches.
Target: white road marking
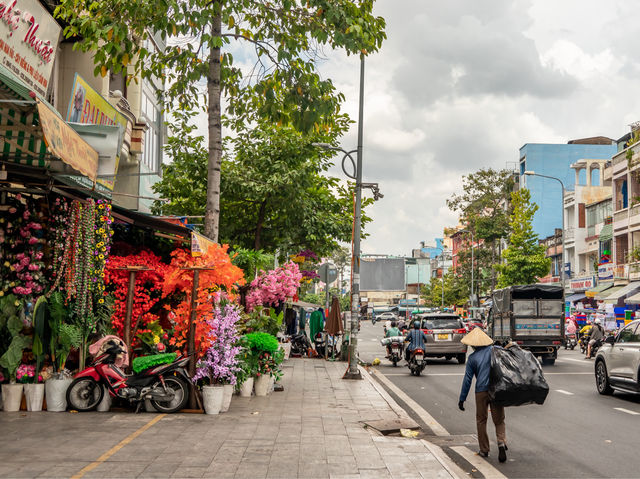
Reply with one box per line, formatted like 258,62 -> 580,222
557,357 -> 593,364
555,389 -> 574,395
614,408 -> 640,415
451,446 -> 509,479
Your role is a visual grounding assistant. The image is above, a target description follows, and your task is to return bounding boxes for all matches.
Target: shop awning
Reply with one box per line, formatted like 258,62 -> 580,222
111,204 -> 191,237
599,223 -> 613,242
566,293 -> 587,302
595,285 -> 625,301
625,292 -> 640,305
586,283 -> 613,298
604,281 -> 640,304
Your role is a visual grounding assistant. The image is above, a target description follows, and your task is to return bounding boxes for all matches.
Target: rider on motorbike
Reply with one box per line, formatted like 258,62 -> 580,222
385,321 -> 401,357
404,320 -> 428,361
586,318 -> 605,359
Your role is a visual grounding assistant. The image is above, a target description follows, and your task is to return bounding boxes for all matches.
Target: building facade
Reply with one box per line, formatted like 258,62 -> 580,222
519,139 -> 617,239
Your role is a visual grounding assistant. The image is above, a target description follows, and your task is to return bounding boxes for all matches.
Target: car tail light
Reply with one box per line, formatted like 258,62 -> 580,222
516,341 -> 524,345
552,341 -> 562,345
455,329 -> 467,334
422,329 -> 433,334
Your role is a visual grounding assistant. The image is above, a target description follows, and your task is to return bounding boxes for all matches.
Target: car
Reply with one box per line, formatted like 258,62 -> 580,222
595,319 -> 640,395
463,319 -> 484,332
376,312 -> 398,322
417,313 -> 468,364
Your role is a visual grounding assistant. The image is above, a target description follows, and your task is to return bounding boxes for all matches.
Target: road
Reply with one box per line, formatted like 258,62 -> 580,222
358,320 -> 640,479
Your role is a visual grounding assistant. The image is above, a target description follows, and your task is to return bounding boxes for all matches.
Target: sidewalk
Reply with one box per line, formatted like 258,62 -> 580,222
0,358 -> 461,478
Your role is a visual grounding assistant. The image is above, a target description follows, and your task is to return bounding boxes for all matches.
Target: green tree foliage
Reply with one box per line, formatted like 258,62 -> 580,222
153,120 -> 372,257
447,168 -> 514,293
55,0 -> 386,241
421,272 -> 469,308
496,189 -> 551,287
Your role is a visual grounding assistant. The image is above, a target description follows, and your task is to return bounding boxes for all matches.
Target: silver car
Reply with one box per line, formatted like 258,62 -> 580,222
417,314 -> 468,364
595,319 -> 640,395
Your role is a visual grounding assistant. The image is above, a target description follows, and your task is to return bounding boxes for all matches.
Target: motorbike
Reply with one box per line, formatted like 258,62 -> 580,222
407,348 -> 427,376
289,333 -> 312,357
564,334 -> 577,350
389,341 -> 403,367
579,333 -> 590,354
66,338 -> 191,413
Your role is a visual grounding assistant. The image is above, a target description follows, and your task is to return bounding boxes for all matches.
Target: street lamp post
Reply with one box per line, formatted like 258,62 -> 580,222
523,171 -> 566,287
459,229 -> 475,309
431,247 -> 445,309
312,55 -> 382,380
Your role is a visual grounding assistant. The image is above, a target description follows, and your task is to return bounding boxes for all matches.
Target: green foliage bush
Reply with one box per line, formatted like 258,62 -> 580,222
244,332 -> 279,353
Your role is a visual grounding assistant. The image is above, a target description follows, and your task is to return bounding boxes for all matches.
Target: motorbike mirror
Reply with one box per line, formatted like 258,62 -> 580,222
605,335 -> 616,345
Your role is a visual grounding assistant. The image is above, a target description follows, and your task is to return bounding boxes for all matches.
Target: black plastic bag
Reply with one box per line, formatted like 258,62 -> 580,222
488,345 -> 549,407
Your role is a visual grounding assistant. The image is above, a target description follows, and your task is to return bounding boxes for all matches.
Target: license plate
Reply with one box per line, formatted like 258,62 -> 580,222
437,333 -> 450,341
415,355 -> 423,361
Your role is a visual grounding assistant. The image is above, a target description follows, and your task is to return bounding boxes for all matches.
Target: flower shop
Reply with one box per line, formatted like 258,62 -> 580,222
0,182 -> 318,414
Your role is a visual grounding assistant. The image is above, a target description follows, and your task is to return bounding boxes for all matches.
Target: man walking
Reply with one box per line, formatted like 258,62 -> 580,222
458,328 -> 507,462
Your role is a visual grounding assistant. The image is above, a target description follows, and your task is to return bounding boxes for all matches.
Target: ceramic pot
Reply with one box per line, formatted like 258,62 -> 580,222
24,383 -> 44,411
220,384 -> 233,412
282,342 -> 292,360
45,378 -> 73,412
254,374 -> 271,397
238,377 -> 254,397
96,386 -> 112,412
202,385 -> 224,415
1,383 -> 23,412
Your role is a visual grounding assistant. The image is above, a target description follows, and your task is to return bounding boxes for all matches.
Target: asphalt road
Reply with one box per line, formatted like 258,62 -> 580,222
359,320 -> 640,479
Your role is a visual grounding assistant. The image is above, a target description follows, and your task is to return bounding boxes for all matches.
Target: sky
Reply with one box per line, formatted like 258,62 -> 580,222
310,0 -> 640,257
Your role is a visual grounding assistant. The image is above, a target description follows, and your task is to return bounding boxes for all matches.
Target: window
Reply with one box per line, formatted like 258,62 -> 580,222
141,87 -> 162,172
617,323 -> 640,343
421,318 -> 463,330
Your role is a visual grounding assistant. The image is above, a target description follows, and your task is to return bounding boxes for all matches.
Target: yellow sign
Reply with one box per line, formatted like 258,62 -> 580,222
37,100 -> 98,181
191,232 -> 216,257
67,74 -> 128,190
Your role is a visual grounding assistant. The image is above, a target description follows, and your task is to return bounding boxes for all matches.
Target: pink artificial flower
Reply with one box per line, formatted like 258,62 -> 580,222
28,237 -> 38,245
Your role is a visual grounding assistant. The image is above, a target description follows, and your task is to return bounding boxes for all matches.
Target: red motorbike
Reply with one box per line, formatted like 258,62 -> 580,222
66,338 -> 191,413
407,348 -> 427,376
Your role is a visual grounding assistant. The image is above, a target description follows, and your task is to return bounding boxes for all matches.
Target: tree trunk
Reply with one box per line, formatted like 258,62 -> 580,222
204,11 -> 223,242
491,239 -> 496,293
254,200 -> 267,250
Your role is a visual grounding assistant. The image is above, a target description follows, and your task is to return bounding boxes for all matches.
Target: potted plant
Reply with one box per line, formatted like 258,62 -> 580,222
236,350 -> 258,397
244,332 -> 283,396
193,304 -> 241,414
45,292 -> 80,412
0,295 -> 32,412
18,364 -> 44,411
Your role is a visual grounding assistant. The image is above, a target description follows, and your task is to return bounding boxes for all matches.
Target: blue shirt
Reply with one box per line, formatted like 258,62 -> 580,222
459,346 -> 493,402
404,329 -> 428,351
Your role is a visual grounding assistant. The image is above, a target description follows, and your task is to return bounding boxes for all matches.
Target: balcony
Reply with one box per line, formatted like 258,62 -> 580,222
564,227 -> 575,241
615,210 -> 628,223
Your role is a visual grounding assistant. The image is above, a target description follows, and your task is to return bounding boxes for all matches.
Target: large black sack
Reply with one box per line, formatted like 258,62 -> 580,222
488,345 -> 549,407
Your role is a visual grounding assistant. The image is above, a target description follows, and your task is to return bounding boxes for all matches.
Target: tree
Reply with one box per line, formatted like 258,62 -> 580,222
56,0 -> 386,242
331,246 -> 351,292
447,168 -> 514,292
496,189 -> 551,287
421,272 -> 468,308
153,120 -> 372,257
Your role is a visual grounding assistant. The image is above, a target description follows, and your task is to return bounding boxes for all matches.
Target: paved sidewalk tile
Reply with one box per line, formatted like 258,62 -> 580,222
0,358 -> 457,479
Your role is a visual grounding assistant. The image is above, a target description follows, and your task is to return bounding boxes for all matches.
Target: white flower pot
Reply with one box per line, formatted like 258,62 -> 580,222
45,378 -> 73,412
220,384 -> 233,412
254,375 -> 271,397
97,386 -> 112,412
202,385 -> 224,415
2,383 -> 23,412
239,377 -> 254,397
24,383 -> 44,411
282,343 -> 292,360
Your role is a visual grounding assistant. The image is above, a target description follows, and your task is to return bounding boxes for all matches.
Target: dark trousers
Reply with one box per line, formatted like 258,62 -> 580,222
475,391 -> 506,453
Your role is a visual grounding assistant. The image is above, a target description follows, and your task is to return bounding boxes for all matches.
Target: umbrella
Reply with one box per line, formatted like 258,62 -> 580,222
326,296 -> 344,336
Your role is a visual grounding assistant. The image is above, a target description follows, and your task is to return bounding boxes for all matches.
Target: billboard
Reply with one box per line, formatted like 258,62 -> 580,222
0,0 -> 61,97
360,257 -> 405,291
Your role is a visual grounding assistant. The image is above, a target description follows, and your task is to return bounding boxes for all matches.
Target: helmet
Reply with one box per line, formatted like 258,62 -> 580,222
594,318 -> 602,325
413,321 -> 420,329
391,321 -> 397,327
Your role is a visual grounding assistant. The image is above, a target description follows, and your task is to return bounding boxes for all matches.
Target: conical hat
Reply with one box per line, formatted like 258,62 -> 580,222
461,327 -> 493,347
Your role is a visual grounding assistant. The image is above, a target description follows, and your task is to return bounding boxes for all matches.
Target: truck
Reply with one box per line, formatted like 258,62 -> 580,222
487,284 -> 565,365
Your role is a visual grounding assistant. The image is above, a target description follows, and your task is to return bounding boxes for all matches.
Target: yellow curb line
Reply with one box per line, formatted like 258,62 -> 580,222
71,414 -> 166,479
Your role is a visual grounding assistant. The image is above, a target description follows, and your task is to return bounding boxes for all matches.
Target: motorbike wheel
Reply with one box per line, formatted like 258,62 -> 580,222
392,357 -> 398,367
414,367 -> 422,376
149,377 -> 189,413
66,377 -> 104,412
570,344 -> 575,350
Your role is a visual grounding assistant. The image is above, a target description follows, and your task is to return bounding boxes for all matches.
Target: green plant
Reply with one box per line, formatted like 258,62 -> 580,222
256,348 -> 284,381
244,332 -> 280,353
32,295 -> 51,378
0,295 -> 32,382
235,347 -> 258,387
48,291 -> 81,372
243,307 -> 283,336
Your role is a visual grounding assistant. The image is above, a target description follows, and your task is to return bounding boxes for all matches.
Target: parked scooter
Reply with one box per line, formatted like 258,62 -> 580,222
407,348 -> 427,376
289,333 -> 312,356
66,337 -> 191,413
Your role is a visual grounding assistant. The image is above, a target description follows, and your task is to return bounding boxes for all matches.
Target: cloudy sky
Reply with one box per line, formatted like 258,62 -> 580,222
312,0 -> 640,256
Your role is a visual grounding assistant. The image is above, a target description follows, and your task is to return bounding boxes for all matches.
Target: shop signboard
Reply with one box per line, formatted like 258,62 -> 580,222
569,277 -> 595,291
66,74 -> 127,190
0,0 -> 61,97
598,263 -> 614,281
36,100 -> 98,181
191,231 -> 215,257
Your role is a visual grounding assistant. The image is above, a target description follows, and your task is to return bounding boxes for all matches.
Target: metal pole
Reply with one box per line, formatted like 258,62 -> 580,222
187,269 -> 200,409
471,232 -> 474,309
561,183 -> 565,287
345,54 -> 365,380
123,270 -> 136,367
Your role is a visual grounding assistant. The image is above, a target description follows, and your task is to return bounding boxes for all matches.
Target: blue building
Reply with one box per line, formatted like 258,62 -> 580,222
519,138 -> 617,238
